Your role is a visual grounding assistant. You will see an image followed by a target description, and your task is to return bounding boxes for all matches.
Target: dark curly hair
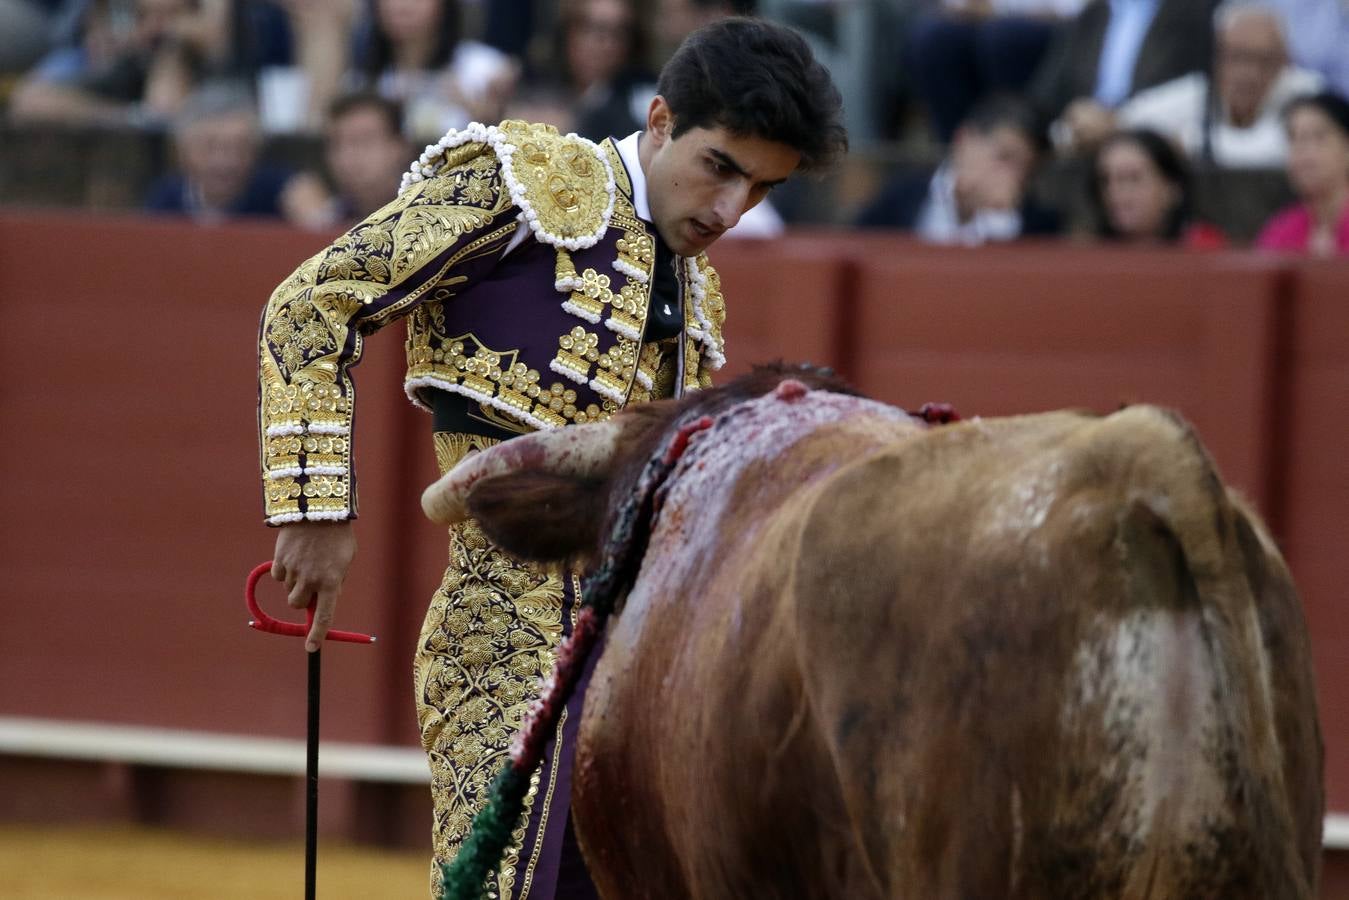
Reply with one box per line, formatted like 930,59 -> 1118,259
657,17 -> 846,172
1088,128 -> 1194,242
1283,90 -> 1349,139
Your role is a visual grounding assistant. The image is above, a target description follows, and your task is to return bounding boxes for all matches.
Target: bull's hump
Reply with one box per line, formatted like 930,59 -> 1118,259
659,388 -> 917,540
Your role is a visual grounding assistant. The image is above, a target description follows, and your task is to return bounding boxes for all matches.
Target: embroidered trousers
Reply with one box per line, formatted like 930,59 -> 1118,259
414,433 -> 589,900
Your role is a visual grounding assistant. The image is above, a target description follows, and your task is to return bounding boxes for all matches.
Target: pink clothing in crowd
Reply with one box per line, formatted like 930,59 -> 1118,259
1256,202 -> 1349,254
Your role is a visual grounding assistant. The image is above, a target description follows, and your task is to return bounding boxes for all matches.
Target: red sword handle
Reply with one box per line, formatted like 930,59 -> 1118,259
245,561 -> 376,644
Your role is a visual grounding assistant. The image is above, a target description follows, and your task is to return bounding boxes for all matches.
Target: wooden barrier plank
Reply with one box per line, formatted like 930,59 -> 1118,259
849,246 -> 1281,513
0,214 -> 1342,833
708,236 -> 848,379
0,213 -> 414,746
1281,261 -> 1349,813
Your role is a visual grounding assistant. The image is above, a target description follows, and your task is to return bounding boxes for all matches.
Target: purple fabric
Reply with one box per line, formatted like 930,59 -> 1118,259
410,218 -> 659,422
510,574 -> 602,900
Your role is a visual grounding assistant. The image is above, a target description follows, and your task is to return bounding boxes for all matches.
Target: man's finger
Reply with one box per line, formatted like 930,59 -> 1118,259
287,580 -> 314,610
271,560 -> 288,583
306,588 -> 337,652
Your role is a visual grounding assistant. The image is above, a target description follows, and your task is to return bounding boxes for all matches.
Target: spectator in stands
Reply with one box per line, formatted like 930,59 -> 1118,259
1271,0 -> 1349,97
355,0 -> 518,142
144,80 -> 321,222
559,0 -> 657,143
268,90 -> 411,230
10,0 -> 215,127
909,0 -> 1088,143
1256,91 -> 1349,256
1087,128 -> 1227,247
322,91 -> 411,222
656,0 -> 755,60
857,94 -> 1060,244
1030,0 -> 1218,154
254,0 -> 357,133
1117,1 -> 1321,168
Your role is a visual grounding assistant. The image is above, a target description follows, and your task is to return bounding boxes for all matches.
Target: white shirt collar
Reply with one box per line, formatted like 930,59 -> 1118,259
614,131 -> 652,222
917,163 -> 1022,246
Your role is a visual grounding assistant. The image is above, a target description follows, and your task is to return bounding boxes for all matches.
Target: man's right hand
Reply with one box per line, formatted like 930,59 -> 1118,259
271,520 -> 357,652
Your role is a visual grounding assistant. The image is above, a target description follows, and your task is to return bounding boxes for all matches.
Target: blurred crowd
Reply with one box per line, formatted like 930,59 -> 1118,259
0,0 -> 1346,255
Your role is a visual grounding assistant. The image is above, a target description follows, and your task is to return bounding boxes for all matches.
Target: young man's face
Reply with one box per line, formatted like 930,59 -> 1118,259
642,96 -> 801,256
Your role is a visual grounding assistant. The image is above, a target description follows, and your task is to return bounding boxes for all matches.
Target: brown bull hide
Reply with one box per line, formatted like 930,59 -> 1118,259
452,380 -> 1324,899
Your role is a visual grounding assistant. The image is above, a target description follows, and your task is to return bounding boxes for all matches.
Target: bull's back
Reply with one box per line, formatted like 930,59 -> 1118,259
788,406 -> 1321,898
572,402 -> 1322,899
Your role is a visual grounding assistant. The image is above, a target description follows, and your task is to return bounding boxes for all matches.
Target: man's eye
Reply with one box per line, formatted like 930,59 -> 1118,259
708,159 -> 731,176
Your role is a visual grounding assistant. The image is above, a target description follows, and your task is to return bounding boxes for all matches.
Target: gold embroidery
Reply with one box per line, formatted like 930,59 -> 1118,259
566,268 -> 612,321
698,256 -> 727,337
518,572 -> 582,898
555,327 -> 599,382
498,121 -> 610,243
616,232 -> 654,274
409,327 -> 620,430
607,281 -> 647,338
553,249 -> 579,287
258,138 -> 515,521
418,433 -> 575,899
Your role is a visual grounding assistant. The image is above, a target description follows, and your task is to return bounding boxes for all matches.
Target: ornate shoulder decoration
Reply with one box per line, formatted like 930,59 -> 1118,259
401,120 -> 616,252
686,253 -> 726,371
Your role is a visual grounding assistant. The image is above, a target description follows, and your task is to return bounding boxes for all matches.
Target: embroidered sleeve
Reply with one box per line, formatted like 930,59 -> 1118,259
258,142 -> 516,524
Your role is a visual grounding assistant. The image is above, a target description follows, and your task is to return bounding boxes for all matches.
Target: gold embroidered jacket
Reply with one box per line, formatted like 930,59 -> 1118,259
259,120 -> 727,524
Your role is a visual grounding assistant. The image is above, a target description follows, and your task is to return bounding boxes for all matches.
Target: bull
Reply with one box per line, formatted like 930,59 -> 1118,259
423,367 -> 1324,899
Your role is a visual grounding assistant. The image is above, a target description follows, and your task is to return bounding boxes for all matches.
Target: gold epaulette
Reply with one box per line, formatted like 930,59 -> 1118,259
400,120 -> 616,252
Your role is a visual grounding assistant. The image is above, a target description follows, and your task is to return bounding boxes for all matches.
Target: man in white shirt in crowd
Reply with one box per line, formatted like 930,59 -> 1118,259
857,94 -> 1060,244
1118,0 -> 1322,167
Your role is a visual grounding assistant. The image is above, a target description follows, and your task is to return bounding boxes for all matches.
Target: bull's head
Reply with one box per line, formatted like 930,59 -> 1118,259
422,365 -> 856,565
422,415 -> 652,565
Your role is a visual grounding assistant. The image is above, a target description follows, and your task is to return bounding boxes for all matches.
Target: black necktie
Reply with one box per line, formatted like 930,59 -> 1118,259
644,235 -> 683,343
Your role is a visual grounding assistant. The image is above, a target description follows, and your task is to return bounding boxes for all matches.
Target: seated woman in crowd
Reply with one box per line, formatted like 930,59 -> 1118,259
558,0 -> 656,143
1256,90 -> 1349,256
1087,127 -> 1226,248
355,0 -> 517,141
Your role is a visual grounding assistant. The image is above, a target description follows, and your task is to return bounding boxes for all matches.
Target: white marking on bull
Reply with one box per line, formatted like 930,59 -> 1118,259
1066,610 -> 1226,850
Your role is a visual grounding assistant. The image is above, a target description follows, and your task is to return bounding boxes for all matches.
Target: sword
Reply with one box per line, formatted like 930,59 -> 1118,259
245,561 -> 375,899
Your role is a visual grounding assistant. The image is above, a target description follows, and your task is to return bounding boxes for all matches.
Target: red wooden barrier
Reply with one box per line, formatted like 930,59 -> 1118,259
1279,261 -> 1349,813
0,213 -> 410,746
711,235 -> 849,378
0,214 -> 1343,846
848,243 -> 1283,513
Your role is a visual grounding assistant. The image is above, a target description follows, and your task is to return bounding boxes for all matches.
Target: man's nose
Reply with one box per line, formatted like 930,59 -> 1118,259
711,183 -> 751,230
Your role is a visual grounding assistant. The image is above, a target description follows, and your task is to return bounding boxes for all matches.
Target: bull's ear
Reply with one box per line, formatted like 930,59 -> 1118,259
467,472 -> 606,565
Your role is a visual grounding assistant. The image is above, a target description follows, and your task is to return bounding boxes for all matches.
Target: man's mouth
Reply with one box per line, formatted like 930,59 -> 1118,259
691,220 -> 721,240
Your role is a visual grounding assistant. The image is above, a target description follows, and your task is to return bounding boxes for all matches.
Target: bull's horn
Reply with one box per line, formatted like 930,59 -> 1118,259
421,418 -> 624,524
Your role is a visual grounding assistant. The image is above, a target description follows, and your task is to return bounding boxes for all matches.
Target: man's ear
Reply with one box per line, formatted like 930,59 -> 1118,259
646,95 -> 674,148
